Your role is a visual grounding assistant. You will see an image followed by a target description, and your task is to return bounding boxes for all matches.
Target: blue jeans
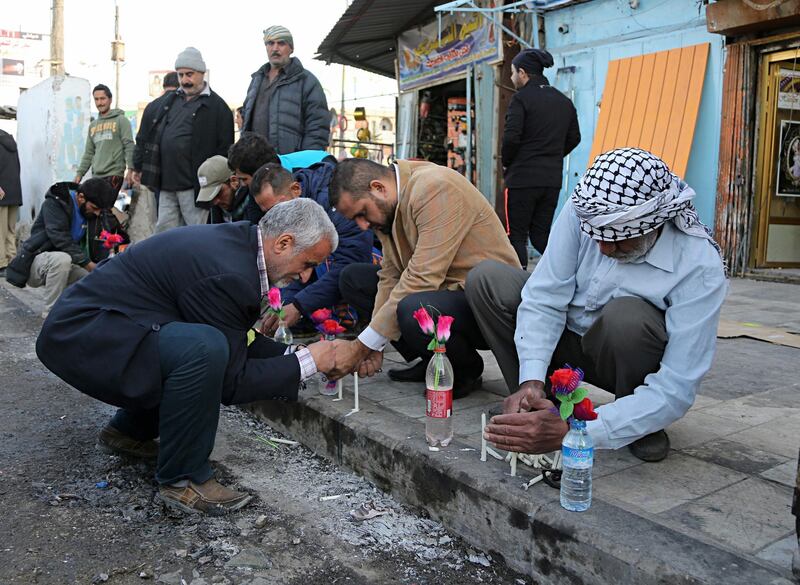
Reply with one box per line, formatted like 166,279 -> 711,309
109,322 -> 229,485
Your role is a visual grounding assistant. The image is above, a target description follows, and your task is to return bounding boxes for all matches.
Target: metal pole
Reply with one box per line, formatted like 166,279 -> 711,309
466,65 -> 472,183
50,0 -> 65,76
114,3 -> 121,106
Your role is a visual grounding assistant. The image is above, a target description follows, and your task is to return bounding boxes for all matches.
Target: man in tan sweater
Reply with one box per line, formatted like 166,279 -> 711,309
329,159 -> 520,397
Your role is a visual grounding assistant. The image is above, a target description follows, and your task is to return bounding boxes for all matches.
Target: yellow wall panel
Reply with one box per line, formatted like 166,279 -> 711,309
588,43 -> 710,177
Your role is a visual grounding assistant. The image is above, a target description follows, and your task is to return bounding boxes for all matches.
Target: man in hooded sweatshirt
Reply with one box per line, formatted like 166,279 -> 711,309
74,84 -> 135,194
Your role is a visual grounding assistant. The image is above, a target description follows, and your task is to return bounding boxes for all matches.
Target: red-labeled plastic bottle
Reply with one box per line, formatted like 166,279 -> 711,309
425,346 -> 454,447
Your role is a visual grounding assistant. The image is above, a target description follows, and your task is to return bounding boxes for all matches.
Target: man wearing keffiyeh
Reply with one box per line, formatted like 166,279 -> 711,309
467,148 -> 728,462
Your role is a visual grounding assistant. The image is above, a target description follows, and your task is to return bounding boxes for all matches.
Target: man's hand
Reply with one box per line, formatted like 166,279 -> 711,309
307,339 -> 336,374
329,339 -> 372,379
259,304 -> 301,336
0,186 -> 5,200
130,171 -> 142,186
124,169 -> 136,187
357,350 -> 383,378
73,175 -> 82,183
485,398 -> 568,454
85,261 -> 97,272
503,380 -> 545,414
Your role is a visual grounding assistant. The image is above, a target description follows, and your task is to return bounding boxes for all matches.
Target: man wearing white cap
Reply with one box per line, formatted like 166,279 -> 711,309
242,26 -> 330,154
132,47 -> 234,231
467,148 -> 728,463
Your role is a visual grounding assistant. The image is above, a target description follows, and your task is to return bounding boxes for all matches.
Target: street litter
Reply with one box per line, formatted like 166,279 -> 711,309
350,501 -> 389,522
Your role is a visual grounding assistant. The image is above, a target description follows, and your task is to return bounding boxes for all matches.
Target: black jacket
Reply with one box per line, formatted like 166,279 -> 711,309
502,74 -> 581,188
18,182 -> 126,267
133,88 -> 234,195
36,222 -> 301,411
0,130 -> 22,207
242,58 -> 330,154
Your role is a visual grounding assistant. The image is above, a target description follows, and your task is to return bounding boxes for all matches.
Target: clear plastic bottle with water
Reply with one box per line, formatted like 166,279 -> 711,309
273,319 -> 293,346
425,347 -> 454,447
560,418 -> 594,512
317,333 -> 338,396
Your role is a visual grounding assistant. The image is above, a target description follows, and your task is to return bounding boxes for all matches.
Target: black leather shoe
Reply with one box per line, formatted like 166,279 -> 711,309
628,430 -> 670,462
388,360 -> 427,382
453,376 -> 482,399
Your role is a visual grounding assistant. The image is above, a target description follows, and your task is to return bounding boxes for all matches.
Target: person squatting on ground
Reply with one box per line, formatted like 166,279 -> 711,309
36,198 -> 340,514
502,48 -> 580,267
241,25 -> 330,154
5,178 -> 125,315
328,158 -> 521,398
195,155 -> 245,224
467,148 -> 728,463
132,47 -> 234,231
249,162 -> 373,334
74,84 -> 136,194
0,129 -> 22,274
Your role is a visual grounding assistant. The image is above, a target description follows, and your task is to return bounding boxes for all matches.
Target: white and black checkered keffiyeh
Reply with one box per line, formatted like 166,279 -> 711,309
571,147 -> 723,260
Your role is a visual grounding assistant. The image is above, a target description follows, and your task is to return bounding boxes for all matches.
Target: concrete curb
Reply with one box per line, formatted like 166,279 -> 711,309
246,395 -> 793,584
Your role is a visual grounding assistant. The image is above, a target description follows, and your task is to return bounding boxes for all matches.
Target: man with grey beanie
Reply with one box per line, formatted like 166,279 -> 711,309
132,47 -> 234,232
242,26 -> 330,154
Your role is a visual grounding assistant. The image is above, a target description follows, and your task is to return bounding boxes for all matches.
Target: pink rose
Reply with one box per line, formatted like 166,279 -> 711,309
310,308 -> 333,324
413,307 -> 435,335
436,315 -> 454,343
318,319 -> 346,336
267,287 -> 282,311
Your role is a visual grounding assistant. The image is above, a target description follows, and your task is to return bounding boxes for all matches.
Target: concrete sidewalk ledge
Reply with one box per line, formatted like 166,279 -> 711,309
246,392 -> 794,585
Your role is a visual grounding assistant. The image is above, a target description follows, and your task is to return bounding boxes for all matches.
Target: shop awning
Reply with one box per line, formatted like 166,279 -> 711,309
588,43 -> 710,178
315,0 -> 443,78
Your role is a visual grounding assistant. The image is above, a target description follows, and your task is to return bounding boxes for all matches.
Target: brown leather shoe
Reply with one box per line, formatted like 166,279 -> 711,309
97,425 -> 158,460
159,478 -> 252,515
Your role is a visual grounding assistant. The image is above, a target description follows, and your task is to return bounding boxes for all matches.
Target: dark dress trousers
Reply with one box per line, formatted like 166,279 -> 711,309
36,222 -> 301,411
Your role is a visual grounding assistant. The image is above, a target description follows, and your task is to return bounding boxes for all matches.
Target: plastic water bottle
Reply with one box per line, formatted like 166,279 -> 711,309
273,319 -> 293,346
560,418 -> 593,512
425,347 -> 454,447
317,333 -> 338,396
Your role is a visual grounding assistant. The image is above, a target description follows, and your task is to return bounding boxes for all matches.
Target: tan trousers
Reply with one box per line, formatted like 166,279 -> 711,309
0,205 -> 18,268
27,251 -> 88,311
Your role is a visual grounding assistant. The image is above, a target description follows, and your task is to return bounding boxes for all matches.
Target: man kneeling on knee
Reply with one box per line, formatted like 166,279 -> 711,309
466,148 -> 728,462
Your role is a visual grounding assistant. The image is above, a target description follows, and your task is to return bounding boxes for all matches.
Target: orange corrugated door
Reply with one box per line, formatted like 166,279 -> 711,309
588,43 -> 710,177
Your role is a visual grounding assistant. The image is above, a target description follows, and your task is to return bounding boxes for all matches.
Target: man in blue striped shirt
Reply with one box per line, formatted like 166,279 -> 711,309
469,148 -> 727,462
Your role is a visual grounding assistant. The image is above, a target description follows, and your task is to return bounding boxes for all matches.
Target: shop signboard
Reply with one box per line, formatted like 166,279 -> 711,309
778,69 -> 800,111
398,12 -> 499,92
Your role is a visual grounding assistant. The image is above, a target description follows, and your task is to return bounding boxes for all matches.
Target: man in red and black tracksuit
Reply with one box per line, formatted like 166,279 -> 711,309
502,48 -> 581,268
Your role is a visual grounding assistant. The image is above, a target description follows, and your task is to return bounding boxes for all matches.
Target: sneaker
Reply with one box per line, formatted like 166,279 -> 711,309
159,478 -> 252,515
388,360 -> 427,382
97,425 -> 158,460
628,430 -> 670,462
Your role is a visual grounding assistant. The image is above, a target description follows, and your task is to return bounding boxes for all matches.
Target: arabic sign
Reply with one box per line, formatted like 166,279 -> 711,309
778,69 -> 800,111
398,12 -> 500,92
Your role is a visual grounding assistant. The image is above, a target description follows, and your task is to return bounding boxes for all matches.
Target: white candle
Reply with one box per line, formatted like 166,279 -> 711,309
480,413 -> 487,462
353,373 -> 359,411
337,379 -> 343,400
510,453 -> 518,476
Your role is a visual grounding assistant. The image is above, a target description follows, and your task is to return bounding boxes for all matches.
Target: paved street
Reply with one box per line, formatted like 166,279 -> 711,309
2,275 -> 799,584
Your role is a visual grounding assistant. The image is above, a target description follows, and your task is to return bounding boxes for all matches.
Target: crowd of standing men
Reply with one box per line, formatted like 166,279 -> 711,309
3,38 -> 734,522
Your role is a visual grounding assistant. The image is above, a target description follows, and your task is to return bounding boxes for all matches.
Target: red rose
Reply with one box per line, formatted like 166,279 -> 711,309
573,397 -> 598,421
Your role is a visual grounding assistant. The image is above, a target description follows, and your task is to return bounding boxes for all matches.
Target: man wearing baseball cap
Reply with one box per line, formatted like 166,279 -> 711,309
197,155 -> 248,224
242,26 -> 330,154
132,47 -> 234,231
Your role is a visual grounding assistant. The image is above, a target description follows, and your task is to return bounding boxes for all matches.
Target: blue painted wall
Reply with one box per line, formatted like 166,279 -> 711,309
542,0 -> 723,227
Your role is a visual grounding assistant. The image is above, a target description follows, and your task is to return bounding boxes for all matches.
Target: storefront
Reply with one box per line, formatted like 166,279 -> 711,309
707,0 -> 800,271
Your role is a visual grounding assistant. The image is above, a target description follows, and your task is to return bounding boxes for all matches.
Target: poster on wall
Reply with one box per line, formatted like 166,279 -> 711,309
778,69 -> 800,111
398,12 -> 500,92
776,120 -> 800,198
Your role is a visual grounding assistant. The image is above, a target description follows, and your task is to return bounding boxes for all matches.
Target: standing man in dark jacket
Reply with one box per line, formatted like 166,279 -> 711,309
132,47 -> 234,231
242,26 -> 330,154
36,199 -> 339,514
249,161 -> 373,332
502,48 -> 580,268
0,129 -> 22,273
5,179 -> 123,315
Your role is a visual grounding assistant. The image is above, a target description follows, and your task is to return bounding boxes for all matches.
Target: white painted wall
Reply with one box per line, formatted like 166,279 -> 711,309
16,75 -> 91,228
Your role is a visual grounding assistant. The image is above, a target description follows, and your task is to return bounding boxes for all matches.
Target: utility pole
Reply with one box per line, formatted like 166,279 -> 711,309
50,0 -> 65,76
111,1 -> 125,108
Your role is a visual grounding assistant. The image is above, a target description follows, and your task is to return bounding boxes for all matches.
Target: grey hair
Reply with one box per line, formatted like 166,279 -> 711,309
258,198 -> 338,252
